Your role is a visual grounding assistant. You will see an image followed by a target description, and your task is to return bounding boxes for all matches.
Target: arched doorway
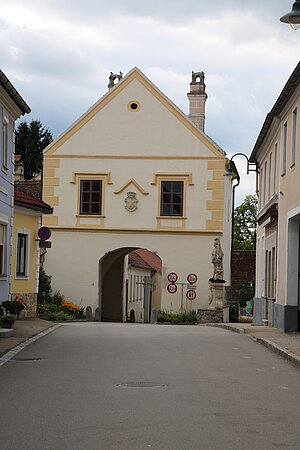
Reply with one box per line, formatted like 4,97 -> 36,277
99,247 -> 162,322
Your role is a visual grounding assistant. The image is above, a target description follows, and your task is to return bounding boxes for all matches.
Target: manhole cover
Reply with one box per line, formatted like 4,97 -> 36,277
115,382 -> 166,389
13,358 -> 42,362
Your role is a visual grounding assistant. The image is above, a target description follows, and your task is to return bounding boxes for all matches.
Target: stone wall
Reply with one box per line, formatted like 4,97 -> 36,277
197,309 -> 223,324
11,293 -> 37,318
231,250 -> 256,304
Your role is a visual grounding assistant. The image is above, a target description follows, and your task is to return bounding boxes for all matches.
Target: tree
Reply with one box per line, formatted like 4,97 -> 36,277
15,120 -> 53,179
233,194 -> 258,250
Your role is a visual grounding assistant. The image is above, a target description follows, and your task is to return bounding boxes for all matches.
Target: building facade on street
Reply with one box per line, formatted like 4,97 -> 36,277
125,249 -> 162,323
250,62 -> 300,332
11,186 -> 52,316
0,70 -> 30,303
43,67 -> 233,321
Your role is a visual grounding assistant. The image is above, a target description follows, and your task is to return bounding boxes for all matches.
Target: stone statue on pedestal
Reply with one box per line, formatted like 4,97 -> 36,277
211,237 -> 224,282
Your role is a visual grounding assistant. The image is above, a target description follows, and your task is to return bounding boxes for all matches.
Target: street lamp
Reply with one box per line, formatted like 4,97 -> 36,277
224,153 -> 258,254
280,0 -> 300,30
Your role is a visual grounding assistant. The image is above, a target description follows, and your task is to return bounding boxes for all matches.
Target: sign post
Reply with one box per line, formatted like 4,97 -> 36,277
167,272 -> 198,312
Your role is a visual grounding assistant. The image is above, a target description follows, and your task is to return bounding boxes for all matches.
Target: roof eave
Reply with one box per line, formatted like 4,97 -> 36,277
0,70 -> 31,115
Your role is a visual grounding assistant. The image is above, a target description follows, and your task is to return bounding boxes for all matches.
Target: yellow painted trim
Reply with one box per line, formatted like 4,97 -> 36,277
157,216 -> 187,220
45,154 -> 222,161
44,177 -> 59,187
43,167 -> 55,177
43,186 -> 54,197
114,178 -> 149,195
206,220 -> 223,231
156,176 -> 188,220
207,180 -> 224,190
213,170 -> 225,181
127,100 -> 141,112
206,200 -> 223,210
43,196 -> 59,206
212,211 -> 223,221
208,160 -> 225,170
212,190 -> 224,200
43,216 -> 58,226
44,158 -> 60,168
44,69 -> 225,158
151,173 -> 194,186
70,171 -> 112,184
75,175 -> 107,217
42,225 -> 223,236
76,214 -> 106,218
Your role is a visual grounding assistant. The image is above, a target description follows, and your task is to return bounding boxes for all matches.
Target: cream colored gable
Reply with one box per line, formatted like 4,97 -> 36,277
45,69 -> 224,159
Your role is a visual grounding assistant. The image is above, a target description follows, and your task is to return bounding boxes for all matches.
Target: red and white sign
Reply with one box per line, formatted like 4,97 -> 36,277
186,290 -> 196,301
187,273 -> 197,284
167,283 -> 177,294
168,272 -> 178,283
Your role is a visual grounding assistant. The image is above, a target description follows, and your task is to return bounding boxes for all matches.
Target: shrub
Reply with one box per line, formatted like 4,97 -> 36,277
157,310 -> 197,324
60,300 -> 85,319
38,268 -> 52,302
238,282 -> 254,309
2,301 -> 18,315
50,290 -> 64,306
37,302 -> 60,320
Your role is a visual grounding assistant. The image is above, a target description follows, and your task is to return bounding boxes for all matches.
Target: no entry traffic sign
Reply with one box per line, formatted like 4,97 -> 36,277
186,290 -> 196,301
168,272 -> 178,283
38,226 -> 51,241
167,283 -> 177,294
187,273 -> 197,284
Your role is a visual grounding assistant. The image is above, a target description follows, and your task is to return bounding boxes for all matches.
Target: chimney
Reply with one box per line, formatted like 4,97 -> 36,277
187,71 -> 208,132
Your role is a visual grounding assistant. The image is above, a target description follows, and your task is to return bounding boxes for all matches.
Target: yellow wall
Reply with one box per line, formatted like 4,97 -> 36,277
11,210 -> 39,294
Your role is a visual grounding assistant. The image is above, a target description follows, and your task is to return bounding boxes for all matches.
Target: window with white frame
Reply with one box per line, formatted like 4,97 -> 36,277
282,121 -> 287,174
2,116 -> 9,170
0,223 -> 7,276
273,143 -> 277,195
291,108 -> 297,167
263,161 -> 267,206
259,168 -> 263,210
16,232 -> 29,277
268,152 -> 272,201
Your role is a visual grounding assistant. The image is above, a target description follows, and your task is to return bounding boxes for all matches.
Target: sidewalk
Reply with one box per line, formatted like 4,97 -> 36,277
209,323 -> 300,368
0,318 -> 55,357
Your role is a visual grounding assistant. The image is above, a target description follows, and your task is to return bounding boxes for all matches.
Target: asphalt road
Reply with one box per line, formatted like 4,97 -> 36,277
0,323 -> 300,450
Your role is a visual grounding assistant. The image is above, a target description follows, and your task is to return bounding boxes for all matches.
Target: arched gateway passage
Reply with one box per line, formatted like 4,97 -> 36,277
99,247 -> 162,322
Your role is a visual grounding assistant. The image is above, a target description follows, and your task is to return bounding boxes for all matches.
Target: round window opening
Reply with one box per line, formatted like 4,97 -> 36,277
128,101 -> 140,111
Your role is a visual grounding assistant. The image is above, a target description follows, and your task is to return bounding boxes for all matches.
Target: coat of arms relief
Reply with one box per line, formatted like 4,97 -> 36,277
125,192 -> 138,212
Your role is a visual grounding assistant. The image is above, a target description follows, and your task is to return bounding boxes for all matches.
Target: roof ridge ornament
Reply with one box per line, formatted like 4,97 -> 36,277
108,71 -> 123,89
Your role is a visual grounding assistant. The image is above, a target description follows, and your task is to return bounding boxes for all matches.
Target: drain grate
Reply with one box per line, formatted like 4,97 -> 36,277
115,382 -> 166,389
13,358 -> 42,362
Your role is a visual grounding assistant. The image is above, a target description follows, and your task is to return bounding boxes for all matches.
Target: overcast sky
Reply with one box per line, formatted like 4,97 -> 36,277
1,0 -> 300,203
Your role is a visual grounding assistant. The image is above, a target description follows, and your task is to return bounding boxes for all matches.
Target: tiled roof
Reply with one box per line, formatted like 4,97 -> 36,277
15,181 -> 42,199
14,187 -> 53,213
128,249 -> 162,273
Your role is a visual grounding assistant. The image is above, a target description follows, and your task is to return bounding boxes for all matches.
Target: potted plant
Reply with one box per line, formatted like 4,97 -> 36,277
0,314 -> 15,329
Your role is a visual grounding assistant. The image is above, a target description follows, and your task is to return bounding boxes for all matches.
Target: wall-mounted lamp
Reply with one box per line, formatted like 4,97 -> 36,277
280,0 -> 300,30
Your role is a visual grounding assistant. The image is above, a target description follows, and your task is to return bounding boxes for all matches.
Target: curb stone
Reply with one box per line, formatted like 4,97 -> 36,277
207,323 -> 300,368
0,324 -> 61,367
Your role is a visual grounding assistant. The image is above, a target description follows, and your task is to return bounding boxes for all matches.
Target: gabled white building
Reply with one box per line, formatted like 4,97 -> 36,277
43,68 -> 233,321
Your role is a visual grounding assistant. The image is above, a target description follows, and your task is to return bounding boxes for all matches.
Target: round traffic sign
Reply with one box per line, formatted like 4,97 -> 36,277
38,226 -> 51,241
167,283 -> 178,294
168,272 -> 178,283
186,290 -> 196,301
187,273 -> 197,284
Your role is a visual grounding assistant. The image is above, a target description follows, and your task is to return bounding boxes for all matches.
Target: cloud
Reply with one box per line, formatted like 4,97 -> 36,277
0,0 -> 299,197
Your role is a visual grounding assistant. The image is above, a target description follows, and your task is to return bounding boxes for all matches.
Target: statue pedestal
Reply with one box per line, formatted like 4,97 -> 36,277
208,281 -> 224,310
